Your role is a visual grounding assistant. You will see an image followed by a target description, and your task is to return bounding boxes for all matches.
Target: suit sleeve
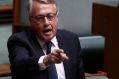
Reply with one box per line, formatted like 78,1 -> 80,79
7,35 -> 41,75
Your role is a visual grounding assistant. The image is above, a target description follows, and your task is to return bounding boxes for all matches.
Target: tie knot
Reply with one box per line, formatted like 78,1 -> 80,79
46,41 -> 52,46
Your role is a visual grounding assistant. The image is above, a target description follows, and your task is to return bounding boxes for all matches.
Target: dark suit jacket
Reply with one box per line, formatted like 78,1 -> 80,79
7,28 -> 85,79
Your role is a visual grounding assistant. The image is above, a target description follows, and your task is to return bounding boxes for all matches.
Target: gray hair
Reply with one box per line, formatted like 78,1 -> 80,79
27,0 -> 57,14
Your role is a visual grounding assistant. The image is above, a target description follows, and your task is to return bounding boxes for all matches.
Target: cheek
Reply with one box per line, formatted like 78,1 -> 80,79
53,19 -> 58,30
30,21 -> 41,29
31,23 -> 43,33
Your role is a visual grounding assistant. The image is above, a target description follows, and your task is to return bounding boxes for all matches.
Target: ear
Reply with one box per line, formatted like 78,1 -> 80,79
29,16 -> 32,23
56,10 -> 59,17
28,16 -> 31,22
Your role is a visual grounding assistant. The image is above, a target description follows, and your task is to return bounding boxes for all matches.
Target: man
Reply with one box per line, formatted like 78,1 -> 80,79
7,0 -> 85,79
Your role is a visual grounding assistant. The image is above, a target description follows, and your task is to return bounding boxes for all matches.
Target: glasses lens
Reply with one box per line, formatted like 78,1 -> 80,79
47,13 -> 56,21
31,12 -> 57,23
35,16 -> 44,21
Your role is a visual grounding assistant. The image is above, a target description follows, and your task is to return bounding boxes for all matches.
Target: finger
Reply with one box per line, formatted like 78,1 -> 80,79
53,49 -> 69,60
60,53 -> 69,60
51,49 -> 64,59
55,49 -> 64,54
51,53 -> 65,63
54,49 -> 69,60
48,53 -> 62,64
50,49 -> 69,63
51,52 -> 61,59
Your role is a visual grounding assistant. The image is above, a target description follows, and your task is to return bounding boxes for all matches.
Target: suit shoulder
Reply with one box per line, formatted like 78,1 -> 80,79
57,29 -> 78,37
8,28 -> 34,42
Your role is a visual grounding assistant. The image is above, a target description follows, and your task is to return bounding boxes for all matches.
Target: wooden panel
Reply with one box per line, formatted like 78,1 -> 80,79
92,3 -> 119,79
0,6 -> 13,23
0,64 -> 11,77
0,6 -> 13,11
13,0 -> 21,32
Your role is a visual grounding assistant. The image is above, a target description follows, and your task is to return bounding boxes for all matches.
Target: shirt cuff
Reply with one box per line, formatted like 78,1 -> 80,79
38,55 -> 48,70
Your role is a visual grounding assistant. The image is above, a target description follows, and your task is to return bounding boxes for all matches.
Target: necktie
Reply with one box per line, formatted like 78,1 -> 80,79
46,42 -> 58,79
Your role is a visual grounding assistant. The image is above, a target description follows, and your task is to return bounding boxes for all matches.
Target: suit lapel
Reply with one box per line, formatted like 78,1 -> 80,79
56,31 -> 71,79
28,28 -> 44,56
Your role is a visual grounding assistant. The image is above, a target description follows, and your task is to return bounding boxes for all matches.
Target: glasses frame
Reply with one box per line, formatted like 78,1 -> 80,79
30,12 -> 58,23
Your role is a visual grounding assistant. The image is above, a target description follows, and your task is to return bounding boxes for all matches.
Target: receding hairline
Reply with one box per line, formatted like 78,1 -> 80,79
28,0 -> 57,13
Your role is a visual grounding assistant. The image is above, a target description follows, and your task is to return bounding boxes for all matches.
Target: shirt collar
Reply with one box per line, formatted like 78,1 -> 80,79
36,36 -> 58,48
51,36 -> 58,47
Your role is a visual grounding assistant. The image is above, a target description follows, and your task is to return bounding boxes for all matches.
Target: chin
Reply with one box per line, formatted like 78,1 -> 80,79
43,36 -> 54,42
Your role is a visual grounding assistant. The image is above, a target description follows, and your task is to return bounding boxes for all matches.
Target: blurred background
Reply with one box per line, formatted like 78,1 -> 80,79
0,0 -> 119,79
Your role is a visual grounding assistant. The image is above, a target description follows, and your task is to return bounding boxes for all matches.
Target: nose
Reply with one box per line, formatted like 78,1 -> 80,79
44,17 -> 50,25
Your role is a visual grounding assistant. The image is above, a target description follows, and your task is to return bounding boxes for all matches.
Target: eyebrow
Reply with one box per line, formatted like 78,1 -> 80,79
32,12 -> 57,16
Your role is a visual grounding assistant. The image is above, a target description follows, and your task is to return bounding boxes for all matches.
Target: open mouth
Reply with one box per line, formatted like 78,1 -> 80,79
44,28 -> 52,32
43,28 -> 52,35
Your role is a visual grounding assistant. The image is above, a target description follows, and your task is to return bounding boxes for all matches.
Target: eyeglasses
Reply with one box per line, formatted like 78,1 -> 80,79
30,12 -> 57,23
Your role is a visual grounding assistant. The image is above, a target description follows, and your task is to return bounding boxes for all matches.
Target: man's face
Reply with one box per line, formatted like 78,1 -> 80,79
29,2 -> 58,42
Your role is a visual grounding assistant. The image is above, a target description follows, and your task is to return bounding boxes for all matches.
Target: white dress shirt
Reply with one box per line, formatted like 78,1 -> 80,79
37,36 -> 66,79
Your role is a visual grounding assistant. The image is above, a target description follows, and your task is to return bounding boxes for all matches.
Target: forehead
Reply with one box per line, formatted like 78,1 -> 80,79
31,2 -> 57,15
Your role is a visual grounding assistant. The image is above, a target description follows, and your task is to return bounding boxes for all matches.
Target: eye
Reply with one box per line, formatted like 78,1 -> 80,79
47,13 -> 56,20
47,15 -> 54,20
35,16 -> 44,21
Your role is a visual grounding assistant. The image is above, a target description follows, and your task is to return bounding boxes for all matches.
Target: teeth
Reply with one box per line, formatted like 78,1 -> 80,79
44,29 -> 52,32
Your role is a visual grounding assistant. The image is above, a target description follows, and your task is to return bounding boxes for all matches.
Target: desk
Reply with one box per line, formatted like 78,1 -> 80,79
86,76 -> 108,79
0,64 -> 11,77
